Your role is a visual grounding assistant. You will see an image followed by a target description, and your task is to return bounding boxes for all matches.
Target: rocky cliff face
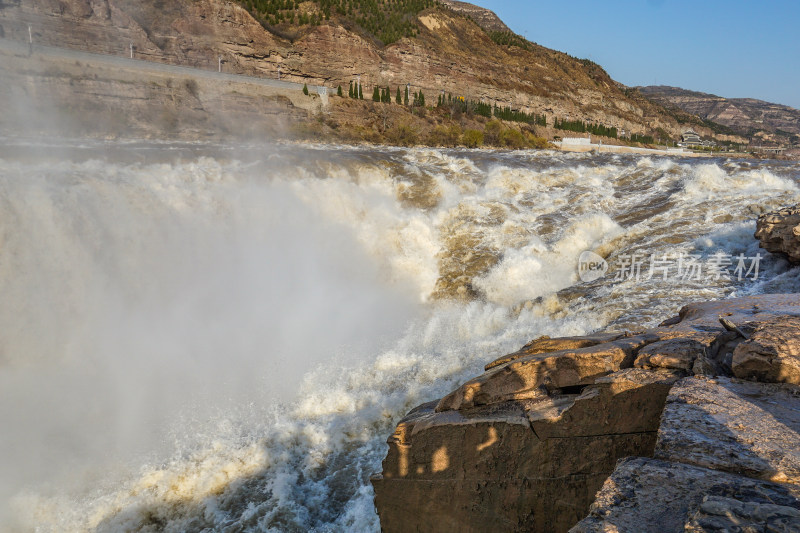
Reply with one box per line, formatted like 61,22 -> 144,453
372,293 -> 800,532
0,0 -> 694,139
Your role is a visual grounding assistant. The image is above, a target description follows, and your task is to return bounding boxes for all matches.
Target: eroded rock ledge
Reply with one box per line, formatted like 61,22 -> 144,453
371,294 -> 800,532
756,204 -> 800,263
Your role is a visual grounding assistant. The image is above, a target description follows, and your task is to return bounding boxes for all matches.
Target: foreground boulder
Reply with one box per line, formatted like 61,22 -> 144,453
372,294 -> 800,532
756,204 -> 800,262
371,369 -> 679,532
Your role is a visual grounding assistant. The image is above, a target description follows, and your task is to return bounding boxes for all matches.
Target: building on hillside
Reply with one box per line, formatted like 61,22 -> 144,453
680,129 -> 702,146
679,129 -> 717,148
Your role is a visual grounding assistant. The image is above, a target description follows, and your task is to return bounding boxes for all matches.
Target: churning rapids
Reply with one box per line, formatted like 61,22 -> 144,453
1,141 -> 799,532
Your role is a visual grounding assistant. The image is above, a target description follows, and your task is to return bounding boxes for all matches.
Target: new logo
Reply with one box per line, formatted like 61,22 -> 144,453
578,251 -> 608,282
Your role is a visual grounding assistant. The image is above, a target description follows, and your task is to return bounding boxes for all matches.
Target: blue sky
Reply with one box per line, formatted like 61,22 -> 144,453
476,1 -> 800,109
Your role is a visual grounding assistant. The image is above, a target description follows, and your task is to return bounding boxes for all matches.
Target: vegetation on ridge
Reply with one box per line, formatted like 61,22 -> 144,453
238,0 -> 436,44
488,30 -> 531,50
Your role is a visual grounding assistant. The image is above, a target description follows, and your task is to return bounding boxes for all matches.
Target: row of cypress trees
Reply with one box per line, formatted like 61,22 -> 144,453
553,118 -> 618,139
436,94 -> 547,127
348,81 -> 364,99
339,83 -> 424,106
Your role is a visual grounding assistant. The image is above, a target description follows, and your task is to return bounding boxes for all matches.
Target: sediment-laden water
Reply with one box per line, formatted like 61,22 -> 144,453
0,142 -> 798,532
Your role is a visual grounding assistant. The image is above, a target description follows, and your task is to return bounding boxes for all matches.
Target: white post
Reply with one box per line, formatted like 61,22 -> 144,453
130,43 -> 133,59
218,56 -> 222,73
28,25 -> 32,44
278,65 -> 281,80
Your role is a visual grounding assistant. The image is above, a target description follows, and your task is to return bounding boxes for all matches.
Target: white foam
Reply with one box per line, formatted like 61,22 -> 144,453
475,213 -> 624,305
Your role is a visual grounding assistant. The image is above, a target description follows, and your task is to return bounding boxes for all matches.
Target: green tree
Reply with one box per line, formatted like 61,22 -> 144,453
396,86 -> 402,104
302,83 -> 309,96
372,86 -> 381,102
337,85 -> 343,97
349,81 -> 354,98
404,85 -> 409,106
358,83 -> 363,99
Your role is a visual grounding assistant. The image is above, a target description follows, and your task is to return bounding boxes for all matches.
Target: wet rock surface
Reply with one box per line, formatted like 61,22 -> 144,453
373,294 -> 800,532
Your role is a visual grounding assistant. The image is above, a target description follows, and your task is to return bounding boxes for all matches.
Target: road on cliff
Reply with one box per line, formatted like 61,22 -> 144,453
0,37 -> 329,98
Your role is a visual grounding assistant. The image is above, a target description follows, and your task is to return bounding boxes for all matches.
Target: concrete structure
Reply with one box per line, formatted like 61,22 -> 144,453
562,137 -> 591,145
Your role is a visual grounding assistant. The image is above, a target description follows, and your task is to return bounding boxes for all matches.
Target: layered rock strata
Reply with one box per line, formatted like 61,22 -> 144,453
373,294 -> 800,532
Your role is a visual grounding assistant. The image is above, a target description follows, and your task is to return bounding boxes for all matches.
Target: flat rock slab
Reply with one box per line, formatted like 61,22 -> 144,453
656,377 -> 800,484
570,457 -> 800,533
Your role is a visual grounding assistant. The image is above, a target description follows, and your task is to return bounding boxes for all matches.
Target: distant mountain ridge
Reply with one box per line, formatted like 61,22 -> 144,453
639,86 -> 800,146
